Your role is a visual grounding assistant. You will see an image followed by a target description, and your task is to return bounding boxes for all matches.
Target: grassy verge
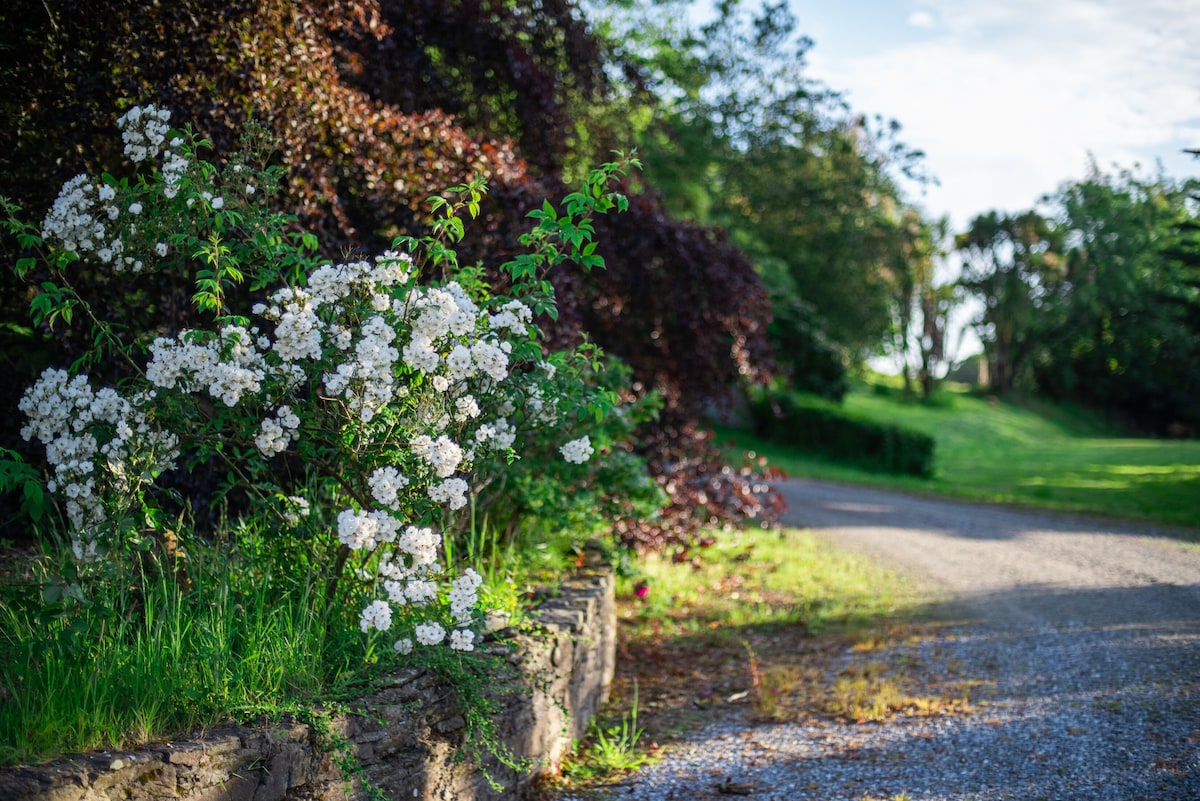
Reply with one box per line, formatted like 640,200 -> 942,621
0,521 -> 580,766
720,383 -> 1200,530
552,525 -> 983,793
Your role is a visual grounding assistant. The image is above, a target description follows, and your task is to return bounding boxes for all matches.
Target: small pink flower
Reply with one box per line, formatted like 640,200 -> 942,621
635,582 -> 649,599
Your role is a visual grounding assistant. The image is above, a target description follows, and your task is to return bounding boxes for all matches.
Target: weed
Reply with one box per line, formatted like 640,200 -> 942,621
559,682 -> 654,784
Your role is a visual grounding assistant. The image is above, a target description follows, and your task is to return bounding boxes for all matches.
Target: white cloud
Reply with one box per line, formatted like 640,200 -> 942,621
907,10 -> 936,28
807,0 -> 1200,229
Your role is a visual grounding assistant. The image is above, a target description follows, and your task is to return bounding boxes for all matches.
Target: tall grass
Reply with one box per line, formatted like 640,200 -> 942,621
0,541 -> 372,765
0,505 -> 596,767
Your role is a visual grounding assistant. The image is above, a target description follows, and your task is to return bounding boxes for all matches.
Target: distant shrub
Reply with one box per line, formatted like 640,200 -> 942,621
749,391 -> 935,477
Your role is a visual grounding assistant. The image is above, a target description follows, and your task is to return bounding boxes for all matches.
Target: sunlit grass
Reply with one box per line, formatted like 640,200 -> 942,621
717,384 -> 1200,530
624,526 -> 919,638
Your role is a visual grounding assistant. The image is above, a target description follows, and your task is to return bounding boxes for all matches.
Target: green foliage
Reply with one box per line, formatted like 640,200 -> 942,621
765,288 -> 848,401
956,209 -> 1061,394
593,0 -> 934,358
957,164 -> 1200,432
748,389 -> 935,478
0,448 -> 46,524
1033,167 -> 1200,432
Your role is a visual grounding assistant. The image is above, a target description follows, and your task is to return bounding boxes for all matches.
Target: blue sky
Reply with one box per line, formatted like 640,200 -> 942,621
693,0 -> 1200,232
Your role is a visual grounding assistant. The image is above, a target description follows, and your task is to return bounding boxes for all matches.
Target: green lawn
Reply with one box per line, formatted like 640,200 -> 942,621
717,384 -> 1200,531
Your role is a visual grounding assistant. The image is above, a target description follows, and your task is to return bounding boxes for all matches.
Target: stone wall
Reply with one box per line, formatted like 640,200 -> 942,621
0,568 -> 615,801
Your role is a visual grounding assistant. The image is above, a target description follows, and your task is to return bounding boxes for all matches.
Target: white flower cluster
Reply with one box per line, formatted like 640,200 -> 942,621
41,105 -> 192,271
414,621 -> 446,646
560,435 -> 594,464
255,405 -> 300,457
359,599 -> 392,633
487,299 -> 533,336
427,477 -> 468,511
410,434 -> 464,478
18,367 -> 179,554
368,466 -> 410,509
117,104 -> 171,163
146,326 -> 275,407
337,508 -> 401,551
282,495 -> 310,526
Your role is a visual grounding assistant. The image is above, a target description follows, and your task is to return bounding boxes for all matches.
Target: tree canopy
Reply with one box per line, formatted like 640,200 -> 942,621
955,164 -> 1200,433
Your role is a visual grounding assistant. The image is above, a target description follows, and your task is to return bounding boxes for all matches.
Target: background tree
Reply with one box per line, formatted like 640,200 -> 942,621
955,210 -> 1062,394
588,0 -> 932,386
1033,166 -> 1200,432
886,210 -> 957,398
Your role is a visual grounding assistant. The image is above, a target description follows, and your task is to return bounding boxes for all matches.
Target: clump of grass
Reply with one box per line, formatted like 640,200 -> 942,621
0,539 -> 371,765
559,682 -> 655,783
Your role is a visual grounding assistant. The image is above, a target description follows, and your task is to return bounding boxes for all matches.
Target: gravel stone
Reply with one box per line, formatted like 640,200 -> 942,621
558,479 -> 1200,801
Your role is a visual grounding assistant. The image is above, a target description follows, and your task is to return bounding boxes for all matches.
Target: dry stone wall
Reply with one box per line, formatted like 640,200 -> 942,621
0,568 -> 615,801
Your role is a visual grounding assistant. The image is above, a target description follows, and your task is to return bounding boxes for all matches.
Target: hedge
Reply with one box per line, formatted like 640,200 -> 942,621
749,391 -> 935,477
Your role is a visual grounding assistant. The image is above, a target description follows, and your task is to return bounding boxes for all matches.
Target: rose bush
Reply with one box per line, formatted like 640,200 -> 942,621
6,105 -> 651,654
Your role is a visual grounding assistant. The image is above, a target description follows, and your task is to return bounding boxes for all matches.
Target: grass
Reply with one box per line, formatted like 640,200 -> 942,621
0,516 -> 585,767
547,525 -> 983,795
720,381 -> 1200,531
559,682 -> 651,783
0,540 -> 372,765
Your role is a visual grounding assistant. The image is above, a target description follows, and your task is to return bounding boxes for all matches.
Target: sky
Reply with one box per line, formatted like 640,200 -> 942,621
777,0 -> 1200,232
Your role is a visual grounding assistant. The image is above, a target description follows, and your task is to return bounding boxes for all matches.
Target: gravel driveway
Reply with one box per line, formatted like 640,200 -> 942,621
566,479 -> 1200,801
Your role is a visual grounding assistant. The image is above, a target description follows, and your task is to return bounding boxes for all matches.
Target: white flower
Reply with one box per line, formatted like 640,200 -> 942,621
415,621 -> 445,646
560,436 -> 594,464
283,496 -> 310,526
410,434 -> 464,478
337,509 -> 379,551
155,242 -> 168,257
453,395 -> 480,421
359,600 -> 392,633
211,196 -> 224,210
368,466 -> 410,510
449,629 -> 475,652
450,568 -> 482,623
128,202 -> 142,215
405,578 -> 439,605
470,340 -> 509,382
398,526 -> 440,567
428,477 -> 469,510
394,638 -> 414,655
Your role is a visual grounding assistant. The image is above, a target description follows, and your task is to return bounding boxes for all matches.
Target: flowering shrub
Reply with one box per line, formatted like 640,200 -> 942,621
5,105 -> 647,655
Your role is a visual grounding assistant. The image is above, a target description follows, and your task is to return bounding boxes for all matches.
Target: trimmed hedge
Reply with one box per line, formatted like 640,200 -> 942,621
749,391 -> 935,477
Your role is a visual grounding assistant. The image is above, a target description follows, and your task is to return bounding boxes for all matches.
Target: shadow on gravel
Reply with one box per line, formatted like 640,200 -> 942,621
776,479 -> 1200,543
920,582 -> 1200,629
